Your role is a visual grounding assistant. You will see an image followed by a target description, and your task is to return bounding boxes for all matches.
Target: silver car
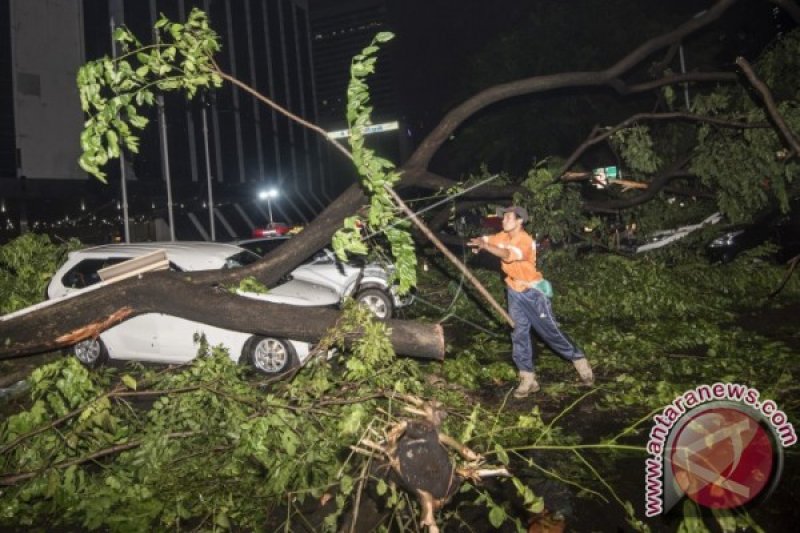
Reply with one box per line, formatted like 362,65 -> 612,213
236,237 -> 414,320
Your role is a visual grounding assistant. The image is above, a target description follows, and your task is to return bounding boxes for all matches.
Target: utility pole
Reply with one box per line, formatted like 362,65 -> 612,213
202,92 -> 216,241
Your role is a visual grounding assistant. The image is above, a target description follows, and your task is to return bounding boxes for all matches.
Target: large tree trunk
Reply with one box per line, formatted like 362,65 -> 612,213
0,272 -> 444,361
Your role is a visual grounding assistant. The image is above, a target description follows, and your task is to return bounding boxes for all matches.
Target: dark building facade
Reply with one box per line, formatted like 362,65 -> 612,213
309,0 -> 395,128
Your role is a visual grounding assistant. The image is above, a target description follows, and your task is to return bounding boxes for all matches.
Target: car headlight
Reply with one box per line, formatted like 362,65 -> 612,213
709,230 -> 744,247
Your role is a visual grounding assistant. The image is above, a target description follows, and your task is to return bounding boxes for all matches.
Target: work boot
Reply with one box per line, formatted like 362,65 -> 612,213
513,371 -> 540,398
573,358 -> 595,386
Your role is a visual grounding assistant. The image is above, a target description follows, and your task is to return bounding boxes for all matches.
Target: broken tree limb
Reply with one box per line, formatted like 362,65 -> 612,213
736,56 -> 800,157
0,431 -> 200,486
582,155 -> 693,212
214,68 -> 355,163
767,0 -> 800,24
557,112 -> 771,179
404,0 -> 740,172
384,184 -> 514,327
0,272 -> 444,361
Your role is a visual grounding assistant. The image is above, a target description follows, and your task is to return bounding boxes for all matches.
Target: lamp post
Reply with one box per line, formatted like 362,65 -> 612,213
258,188 -> 278,226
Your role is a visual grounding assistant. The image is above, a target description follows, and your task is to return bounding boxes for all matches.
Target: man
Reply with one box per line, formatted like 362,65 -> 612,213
468,206 -> 594,398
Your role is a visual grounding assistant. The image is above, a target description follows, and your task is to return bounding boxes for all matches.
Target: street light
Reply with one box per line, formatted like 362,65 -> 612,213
258,188 -> 279,226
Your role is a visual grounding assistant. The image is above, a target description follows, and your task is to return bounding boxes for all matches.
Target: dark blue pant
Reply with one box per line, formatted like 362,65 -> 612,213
508,288 -> 584,372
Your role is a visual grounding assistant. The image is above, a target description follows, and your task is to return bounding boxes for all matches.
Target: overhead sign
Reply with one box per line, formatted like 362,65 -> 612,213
327,121 -> 399,139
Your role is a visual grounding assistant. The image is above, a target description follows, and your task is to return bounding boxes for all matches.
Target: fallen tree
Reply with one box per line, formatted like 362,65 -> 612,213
0,271 -> 444,361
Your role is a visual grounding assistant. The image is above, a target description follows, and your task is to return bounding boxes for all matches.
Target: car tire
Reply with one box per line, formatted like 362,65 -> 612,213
355,288 -> 393,320
72,337 -> 109,369
242,336 -> 297,375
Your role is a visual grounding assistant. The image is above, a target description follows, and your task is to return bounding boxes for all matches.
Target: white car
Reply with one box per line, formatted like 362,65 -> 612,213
45,242 -> 341,375
236,236 -> 414,320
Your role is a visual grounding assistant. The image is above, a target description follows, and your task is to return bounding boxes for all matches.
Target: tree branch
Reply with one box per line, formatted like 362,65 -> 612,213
558,112 -> 770,178
736,56 -> 800,156
611,72 -> 737,95
384,185 -> 513,327
649,42 -> 681,77
400,169 -> 526,198
582,156 -> 693,212
404,0 -> 741,172
767,0 -> 800,23
0,431 -> 199,486
214,69 -> 354,163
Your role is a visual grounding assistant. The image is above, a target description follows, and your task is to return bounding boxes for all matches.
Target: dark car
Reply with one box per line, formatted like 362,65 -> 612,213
706,201 -> 800,264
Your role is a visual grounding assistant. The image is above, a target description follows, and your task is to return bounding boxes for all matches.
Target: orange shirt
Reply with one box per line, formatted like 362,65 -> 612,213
486,230 -> 542,292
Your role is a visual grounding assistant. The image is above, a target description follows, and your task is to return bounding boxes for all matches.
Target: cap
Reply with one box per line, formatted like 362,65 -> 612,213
496,205 -> 528,223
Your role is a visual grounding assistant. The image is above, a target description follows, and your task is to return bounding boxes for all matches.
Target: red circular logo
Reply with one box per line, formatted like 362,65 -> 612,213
670,407 -> 775,509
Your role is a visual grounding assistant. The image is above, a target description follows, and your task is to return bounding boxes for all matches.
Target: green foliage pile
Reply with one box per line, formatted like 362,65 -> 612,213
4,231 -> 795,531
421,241 -> 800,421
0,304 -> 555,531
413,244 -> 798,531
0,234 -> 80,314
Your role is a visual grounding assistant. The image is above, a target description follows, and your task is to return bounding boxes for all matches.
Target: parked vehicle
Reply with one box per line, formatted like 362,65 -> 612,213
252,222 -> 295,238
44,242 -> 340,375
706,201 -> 800,263
235,236 -> 414,320
633,212 -> 723,254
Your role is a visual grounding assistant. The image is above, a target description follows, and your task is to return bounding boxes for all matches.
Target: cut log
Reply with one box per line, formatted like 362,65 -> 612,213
0,271 -> 444,361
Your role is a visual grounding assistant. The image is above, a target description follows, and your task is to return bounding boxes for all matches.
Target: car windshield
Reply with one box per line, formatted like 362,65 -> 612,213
223,250 -> 261,268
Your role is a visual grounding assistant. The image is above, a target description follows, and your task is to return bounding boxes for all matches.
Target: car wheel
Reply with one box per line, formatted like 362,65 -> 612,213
73,337 -> 109,369
356,288 -> 393,320
243,336 -> 297,375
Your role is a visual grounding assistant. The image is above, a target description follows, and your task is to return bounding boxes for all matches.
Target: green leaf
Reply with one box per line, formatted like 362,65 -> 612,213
340,474 -> 354,494
214,511 -> 231,529
121,374 -> 137,390
488,505 -> 506,528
